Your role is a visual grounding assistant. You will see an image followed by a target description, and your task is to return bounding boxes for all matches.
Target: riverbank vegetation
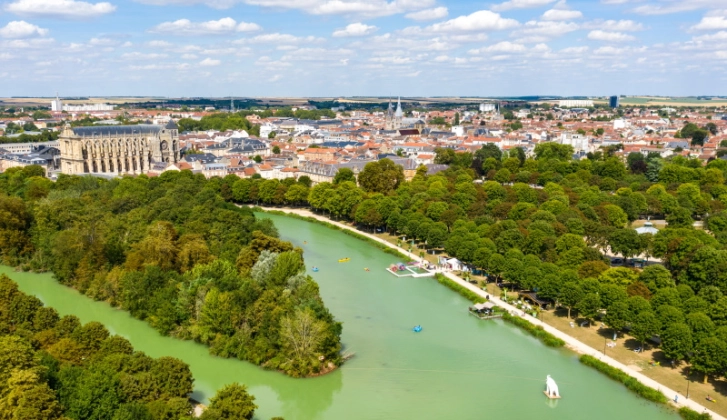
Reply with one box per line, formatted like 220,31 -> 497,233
580,355 -> 669,404
0,273 -> 200,419
0,169 -> 341,377
501,312 -> 565,348
225,147 -> 727,400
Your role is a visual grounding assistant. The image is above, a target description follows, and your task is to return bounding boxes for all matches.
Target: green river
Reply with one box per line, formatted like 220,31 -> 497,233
2,213 -> 678,419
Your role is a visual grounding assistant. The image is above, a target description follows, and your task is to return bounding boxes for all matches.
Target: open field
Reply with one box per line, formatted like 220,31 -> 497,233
0,97 -> 167,107
595,96 -> 727,107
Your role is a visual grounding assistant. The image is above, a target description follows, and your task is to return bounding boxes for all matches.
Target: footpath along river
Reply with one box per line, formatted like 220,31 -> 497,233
2,213 -> 679,419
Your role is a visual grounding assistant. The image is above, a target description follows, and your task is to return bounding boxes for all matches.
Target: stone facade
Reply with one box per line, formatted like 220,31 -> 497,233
59,121 -> 180,175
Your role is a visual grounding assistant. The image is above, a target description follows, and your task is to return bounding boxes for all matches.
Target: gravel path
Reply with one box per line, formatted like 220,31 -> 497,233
259,206 -> 723,419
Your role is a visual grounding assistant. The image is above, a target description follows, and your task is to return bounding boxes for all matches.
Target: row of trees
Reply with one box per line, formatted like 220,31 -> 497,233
0,274 -> 261,420
0,168 -> 342,378
221,146 -> 727,385
177,113 -> 261,136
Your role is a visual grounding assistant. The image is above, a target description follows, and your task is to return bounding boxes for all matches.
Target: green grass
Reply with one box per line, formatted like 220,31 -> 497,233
579,355 -> 669,404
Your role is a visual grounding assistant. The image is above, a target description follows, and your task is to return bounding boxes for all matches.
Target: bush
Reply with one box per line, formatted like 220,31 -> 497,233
579,355 -> 668,404
434,274 -> 485,304
501,312 -> 565,347
678,407 -> 712,420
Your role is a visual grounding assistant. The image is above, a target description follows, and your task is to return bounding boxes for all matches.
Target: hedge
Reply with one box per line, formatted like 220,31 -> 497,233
579,355 -> 668,404
678,407 -> 712,420
434,273 -> 486,304
501,312 -> 565,347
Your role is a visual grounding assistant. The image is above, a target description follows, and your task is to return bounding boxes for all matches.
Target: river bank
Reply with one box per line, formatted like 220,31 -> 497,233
256,206 -> 723,420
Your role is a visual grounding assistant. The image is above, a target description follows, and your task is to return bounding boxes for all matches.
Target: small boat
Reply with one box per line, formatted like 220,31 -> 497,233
364,268 -> 370,272
412,325 -> 422,333
338,258 -> 350,263
312,267 -> 319,272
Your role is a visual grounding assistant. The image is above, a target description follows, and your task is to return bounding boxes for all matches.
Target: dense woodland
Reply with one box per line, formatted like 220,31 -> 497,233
0,168 -> 342,378
224,146 -> 727,385
0,273 -> 261,420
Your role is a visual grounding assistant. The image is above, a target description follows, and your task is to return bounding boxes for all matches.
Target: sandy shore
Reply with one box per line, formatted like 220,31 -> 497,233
259,206 -> 723,419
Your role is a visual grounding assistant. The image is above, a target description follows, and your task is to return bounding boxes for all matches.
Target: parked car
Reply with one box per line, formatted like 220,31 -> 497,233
611,258 -> 624,266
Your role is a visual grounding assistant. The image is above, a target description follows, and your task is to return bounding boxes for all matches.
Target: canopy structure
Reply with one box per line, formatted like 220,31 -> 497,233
635,221 -> 659,235
473,302 -> 495,311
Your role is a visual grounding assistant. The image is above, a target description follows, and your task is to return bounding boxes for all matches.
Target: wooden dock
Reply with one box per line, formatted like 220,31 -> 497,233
468,311 -> 503,320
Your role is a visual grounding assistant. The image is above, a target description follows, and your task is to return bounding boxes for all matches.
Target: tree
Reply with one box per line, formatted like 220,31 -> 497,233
280,308 -> 326,375
475,144 -> 502,162
272,145 -> 280,153
533,143 -> 574,161
609,229 -> 643,260
332,168 -> 355,185
576,293 -> 601,326
604,301 -> 630,336
357,159 -> 404,194
691,337 -> 727,383
453,112 -> 460,126
559,281 -> 583,319
631,311 -> 661,350
660,323 -> 692,365
201,383 -> 257,420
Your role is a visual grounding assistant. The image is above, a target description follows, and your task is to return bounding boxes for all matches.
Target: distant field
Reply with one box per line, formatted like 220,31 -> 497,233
0,97 -> 166,107
595,96 -> 727,107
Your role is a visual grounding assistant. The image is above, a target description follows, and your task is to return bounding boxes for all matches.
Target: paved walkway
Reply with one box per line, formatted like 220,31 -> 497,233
259,206 -> 723,419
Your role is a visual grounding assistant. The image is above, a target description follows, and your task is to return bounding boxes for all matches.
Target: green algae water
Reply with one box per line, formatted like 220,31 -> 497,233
3,212 -> 678,419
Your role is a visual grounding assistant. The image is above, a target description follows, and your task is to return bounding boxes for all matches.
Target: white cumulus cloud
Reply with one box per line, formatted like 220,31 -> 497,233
236,33 -> 324,44
199,57 -> 221,66
429,10 -> 519,32
693,30 -> 727,41
469,41 -> 527,54
5,0 -> 115,18
691,11 -> 727,30
405,7 -> 448,21
587,30 -> 635,41
332,22 -> 377,37
512,20 -> 578,41
541,8 -> 582,20
151,17 -> 261,35
588,19 -> 644,31
0,21 -> 48,38
492,0 -> 555,12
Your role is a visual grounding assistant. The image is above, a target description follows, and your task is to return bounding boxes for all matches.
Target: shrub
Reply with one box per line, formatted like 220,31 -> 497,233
579,355 -> 668,404
501,312 -> 565,347
434,274 -> 485,304
678,407 -> 712,420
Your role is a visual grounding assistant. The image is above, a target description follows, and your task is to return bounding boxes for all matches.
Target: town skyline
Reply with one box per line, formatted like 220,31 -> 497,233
2,0 -> 727,97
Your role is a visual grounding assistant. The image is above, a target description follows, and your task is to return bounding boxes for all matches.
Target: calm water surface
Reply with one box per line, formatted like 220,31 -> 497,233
2,213 -> 678,419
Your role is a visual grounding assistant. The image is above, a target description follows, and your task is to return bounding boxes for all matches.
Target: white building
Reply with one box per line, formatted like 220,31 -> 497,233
558,100 -> 594,108
50,93 -> 62,112
62,103 -> 114,112
613,119 -> 627,130
560,132 -> 589,152
479,103 -> 496,112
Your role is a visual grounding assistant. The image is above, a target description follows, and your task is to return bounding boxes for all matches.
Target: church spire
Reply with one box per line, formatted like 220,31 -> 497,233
395,97 -> 403,118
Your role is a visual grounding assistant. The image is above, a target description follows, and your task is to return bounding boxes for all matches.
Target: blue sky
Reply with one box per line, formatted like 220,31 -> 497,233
1,0 -> 726,97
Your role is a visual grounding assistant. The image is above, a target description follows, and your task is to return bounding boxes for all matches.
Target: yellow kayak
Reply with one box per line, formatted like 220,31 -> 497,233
338,258 -> 350,263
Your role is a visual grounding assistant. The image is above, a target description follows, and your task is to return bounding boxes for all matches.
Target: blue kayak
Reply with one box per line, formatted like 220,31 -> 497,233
413,325 -> 422,332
